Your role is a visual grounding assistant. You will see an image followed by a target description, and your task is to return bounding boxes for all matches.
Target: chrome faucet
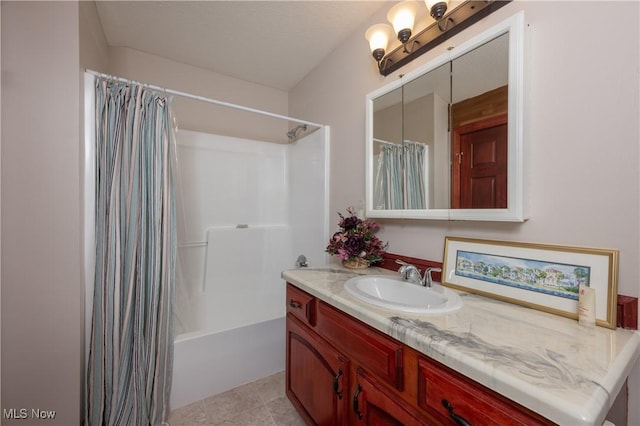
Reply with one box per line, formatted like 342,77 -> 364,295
395,260 -> 441,288
396,260 -> 423,285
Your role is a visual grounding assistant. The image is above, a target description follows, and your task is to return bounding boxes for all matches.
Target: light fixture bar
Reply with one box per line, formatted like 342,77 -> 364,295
378,0 -> 512,76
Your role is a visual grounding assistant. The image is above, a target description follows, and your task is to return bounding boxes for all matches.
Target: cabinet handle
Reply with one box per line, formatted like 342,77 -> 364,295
442,399 -> 472,426
332,368 -> 343,399
289,299 -> 302,309
352,384 -> 363,420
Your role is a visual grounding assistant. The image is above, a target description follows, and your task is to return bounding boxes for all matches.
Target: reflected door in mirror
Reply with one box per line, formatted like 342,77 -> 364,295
452,114 -> 507,208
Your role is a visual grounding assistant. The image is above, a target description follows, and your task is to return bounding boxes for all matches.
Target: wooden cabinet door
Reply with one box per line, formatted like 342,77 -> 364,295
351,368 -> 436,425
316,301 -> 404,391
286,315 -> 349,425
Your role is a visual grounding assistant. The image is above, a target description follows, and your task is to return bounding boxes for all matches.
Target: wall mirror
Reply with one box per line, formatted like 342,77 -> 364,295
366,12 -> 526,221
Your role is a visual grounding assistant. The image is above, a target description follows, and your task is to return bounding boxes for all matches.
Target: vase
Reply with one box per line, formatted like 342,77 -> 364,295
342,258 -> 370,269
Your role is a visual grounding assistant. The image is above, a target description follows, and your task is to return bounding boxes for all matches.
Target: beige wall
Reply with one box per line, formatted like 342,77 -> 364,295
80,0 -> 291,144
289,1 -> 640,423
79,1 -> 111,73
79,1 -> 110,73
1,2 -> 82,424
2,1 -> 638,424
106,47 -> 291,143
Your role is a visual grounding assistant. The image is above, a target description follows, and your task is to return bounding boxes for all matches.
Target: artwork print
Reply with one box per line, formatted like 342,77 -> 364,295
442,237 -> 618,328
454,250 -> 590,301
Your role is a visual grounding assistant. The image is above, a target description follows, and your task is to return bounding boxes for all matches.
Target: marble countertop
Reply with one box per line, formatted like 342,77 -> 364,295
282,266 -> 640,426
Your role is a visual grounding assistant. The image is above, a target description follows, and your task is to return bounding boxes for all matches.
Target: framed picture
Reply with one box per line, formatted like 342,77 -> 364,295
442,237 -> 619,329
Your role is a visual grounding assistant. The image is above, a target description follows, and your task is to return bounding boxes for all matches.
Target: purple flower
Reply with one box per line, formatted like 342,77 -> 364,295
340,215 -> 361,230
343,235 -> 366,257
326,207 -> 388,264
332,231 -> 346,242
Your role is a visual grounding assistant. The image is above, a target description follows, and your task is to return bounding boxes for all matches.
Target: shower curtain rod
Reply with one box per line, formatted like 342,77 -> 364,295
373,138 -> 427,146
85,69 -> 323,128
373,138 -> 397,146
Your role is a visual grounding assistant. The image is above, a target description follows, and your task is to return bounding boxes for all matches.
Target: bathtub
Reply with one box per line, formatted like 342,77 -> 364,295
169,128 -> 328,409
170,316 -> 285,409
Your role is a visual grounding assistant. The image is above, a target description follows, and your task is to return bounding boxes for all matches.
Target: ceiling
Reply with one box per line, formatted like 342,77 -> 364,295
95,1 -> 389,91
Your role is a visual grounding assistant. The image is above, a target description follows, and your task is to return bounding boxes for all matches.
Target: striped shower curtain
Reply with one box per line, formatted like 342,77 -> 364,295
374,144 -> 403,209
374,141 -> 426,209
87,78 -> 177,426
404,141 -> 426,209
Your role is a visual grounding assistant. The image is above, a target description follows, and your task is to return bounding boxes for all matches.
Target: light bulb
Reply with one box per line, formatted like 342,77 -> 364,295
425,0 -> 449,21
365,24 -> 392,61
387,0 -> 419,44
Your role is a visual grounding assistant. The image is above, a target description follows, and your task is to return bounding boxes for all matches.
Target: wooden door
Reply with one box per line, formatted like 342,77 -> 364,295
286,315 -> 349,425
452,114 -> 508,209
351,368 -> 435,425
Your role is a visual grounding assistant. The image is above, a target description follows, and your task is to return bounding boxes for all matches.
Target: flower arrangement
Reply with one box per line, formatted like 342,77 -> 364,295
326,206 -> 387,268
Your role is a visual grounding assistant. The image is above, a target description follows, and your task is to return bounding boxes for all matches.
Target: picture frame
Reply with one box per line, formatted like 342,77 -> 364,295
442,237 -> 619,329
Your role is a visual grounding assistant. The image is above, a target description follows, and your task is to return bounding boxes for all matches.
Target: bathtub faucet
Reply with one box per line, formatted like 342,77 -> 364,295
296,255 -> 308,268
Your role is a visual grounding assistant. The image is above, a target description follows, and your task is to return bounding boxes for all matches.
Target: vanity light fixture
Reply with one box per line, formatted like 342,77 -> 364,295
365,23 -> 393,63
425,0 -> 453,31
426,0 -> 448,20
365,0 -> 512,76
387,0 -> 420,46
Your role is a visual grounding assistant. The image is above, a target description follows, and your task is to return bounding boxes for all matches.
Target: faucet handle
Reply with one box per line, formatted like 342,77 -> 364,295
395,259 -> 418,271
395,259 -> 412,275
395,259 -> 408,273
396,259 -> 423,284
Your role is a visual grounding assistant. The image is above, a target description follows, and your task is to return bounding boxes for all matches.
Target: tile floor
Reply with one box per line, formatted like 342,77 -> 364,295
169,371 -> 306,426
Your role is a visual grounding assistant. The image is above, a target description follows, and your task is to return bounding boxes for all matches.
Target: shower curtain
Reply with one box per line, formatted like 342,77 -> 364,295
403,141 -> 426,209
374,141 -> 426,209
374,144 -> 403,209
87,78 -> 177,426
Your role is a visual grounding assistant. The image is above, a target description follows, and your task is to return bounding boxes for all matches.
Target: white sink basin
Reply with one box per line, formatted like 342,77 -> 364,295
344,275 -> 463,314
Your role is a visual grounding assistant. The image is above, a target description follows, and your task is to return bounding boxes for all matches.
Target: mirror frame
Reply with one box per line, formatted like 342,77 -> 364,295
365,12 -> 527,222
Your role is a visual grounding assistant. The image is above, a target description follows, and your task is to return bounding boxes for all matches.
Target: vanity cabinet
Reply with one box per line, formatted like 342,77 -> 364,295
286,283 -> 553,425
286,314 -> 349,425
353,367 -> 434,425
287,283 -> 316,326
315,301 -> 404,391
417,356 -> 551,425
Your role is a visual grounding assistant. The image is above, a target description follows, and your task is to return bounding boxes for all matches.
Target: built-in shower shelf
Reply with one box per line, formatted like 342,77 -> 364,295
177,241 -> 207,248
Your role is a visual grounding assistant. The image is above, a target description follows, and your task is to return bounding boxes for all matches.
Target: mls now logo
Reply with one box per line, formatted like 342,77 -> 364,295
3,408 -> 28,419
3,408 -> 56,419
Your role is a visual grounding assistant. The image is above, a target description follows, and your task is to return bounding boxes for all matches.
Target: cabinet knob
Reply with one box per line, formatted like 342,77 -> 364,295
442,399 -> 472,426
353,384 -> 363,420
289,299 -> 302,309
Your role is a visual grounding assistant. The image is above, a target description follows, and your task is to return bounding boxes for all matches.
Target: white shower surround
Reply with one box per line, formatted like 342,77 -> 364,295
170,128 -> 329,409
84,72 -> 330,411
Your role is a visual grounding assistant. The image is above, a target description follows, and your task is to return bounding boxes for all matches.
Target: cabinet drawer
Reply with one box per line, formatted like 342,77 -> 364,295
286,283 -> 315,327
316,301 -> 404,390
417,356 -> 552,426
352,368 -> 436,425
